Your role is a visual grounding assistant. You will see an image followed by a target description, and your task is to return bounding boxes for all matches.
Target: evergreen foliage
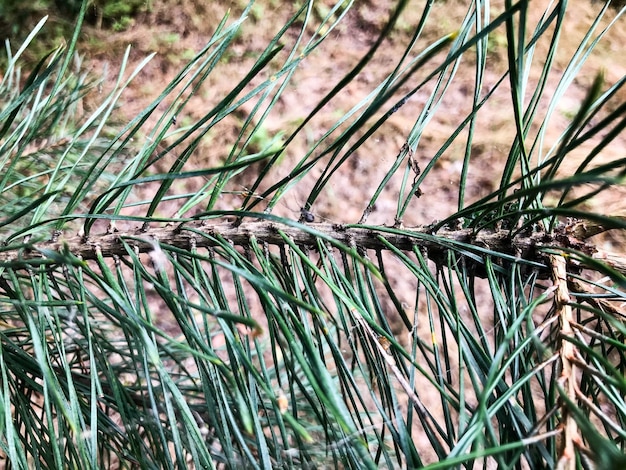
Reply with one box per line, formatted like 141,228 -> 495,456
1,1 -> 625,468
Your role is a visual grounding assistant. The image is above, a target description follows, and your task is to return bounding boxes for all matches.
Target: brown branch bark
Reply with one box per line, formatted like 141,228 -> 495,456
551,254 -> 580,470
563,215 -> 626,239
0,220 -> 598,274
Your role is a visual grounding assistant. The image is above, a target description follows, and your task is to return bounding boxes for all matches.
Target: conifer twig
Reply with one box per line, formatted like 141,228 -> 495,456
551,254 -> 580,470
0,220 -> 599,275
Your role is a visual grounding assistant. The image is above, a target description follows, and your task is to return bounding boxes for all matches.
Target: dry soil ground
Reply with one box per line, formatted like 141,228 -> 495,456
79,0 -> 626,228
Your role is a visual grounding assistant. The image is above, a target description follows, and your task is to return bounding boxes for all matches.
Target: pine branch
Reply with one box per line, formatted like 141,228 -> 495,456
0,219 -> 601,276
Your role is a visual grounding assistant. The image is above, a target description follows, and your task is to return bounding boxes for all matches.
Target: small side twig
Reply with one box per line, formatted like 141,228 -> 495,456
551,254 -> 580,470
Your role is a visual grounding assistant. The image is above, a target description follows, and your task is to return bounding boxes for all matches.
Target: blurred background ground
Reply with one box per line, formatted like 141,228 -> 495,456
4,1 -> 625,228
79,1 -> 626,230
